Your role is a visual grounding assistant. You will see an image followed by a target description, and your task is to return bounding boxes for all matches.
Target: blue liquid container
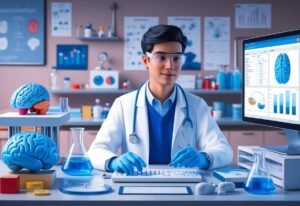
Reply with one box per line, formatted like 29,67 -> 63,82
62,156 -> 93,176
244,177 -> 275,195
62,128 -> 93,176
244,149 -> 275,195
232,69 -> 241,90
217,69 -> 226,90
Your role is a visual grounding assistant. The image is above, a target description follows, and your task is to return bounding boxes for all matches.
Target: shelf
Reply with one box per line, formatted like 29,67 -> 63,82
50,89 -> 133,94
50,89 -> 241,95
78,36 -> 120,41
64,117 -> 246,127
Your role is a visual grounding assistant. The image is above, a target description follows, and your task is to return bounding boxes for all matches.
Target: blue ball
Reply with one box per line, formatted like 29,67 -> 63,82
1,131 -> 59,172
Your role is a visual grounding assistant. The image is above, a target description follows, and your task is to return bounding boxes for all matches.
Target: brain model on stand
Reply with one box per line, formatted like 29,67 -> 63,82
10,83 -> 50,115
1,131 -> 59,172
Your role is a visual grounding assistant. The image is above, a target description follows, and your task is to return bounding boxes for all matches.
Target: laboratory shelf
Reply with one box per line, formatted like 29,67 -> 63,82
64,117 -> 246,127
78,36 -> 120,41
50,89 -> 241,95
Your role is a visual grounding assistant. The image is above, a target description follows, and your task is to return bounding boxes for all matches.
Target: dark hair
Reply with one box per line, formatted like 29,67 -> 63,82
141,24 -> 187,54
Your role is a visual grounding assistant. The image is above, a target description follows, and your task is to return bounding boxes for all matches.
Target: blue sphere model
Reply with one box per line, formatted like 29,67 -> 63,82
1,131 -> 59,172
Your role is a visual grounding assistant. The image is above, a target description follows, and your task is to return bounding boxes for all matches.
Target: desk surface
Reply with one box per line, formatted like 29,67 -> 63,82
1,161 -> 300,206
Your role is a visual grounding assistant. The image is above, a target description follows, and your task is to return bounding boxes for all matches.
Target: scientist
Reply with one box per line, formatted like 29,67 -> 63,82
88,24 -> 233,175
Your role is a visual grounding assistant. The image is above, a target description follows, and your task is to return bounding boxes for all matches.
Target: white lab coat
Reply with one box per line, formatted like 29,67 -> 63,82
88,83 -> 233,171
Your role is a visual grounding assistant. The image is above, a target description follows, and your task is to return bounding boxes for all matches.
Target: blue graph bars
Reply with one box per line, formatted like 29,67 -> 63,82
273,91 -> 296,115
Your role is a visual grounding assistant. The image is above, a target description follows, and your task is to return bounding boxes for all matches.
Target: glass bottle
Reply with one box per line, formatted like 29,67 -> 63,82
244,148 -> 275,194
232,68 -> 242,90
101,103 -> 110,119
217,65 -> 226,90
62,127 -> 93,176
50,68 -> 59,90
92,98 -> 102,119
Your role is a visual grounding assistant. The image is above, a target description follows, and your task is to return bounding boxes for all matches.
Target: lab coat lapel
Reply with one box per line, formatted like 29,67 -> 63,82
135,83 -> 150,164
171,86 -> 186,155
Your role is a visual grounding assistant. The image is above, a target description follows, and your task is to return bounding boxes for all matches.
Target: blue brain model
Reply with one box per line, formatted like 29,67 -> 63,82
274,53 -> 291,84
10,83 -> 50,109
1,131 -> 59,172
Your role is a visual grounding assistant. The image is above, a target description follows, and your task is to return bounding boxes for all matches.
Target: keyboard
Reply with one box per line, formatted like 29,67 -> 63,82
111,168 -> 203,183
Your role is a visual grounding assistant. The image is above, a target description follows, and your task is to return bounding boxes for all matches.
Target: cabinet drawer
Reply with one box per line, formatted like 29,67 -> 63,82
264,130 -> 288,145
228,130 -> 264,164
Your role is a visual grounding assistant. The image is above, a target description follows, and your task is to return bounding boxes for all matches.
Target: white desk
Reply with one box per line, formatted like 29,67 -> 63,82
1,162 -> 300,206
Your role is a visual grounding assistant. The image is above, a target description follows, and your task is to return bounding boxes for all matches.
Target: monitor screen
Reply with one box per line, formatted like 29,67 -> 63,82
242,29 -> 300,154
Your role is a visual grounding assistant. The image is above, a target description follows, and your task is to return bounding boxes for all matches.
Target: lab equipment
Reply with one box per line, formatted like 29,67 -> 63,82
108,152 -> 146,175
130,83 -> 193,145
59,183 -> 112,195
10,83 -> 50,115
101,103 -> 110,119
232,68 -> 241,90
63,77 -> 70,89
170,147 -> 209,169
92,98 -> 102,119
244,148 -> 275,195
111,168 -> 203,183
195,73 -> 203,89
238,146 -> 300,190
62,128 -> 93,176
50,69 -> 59,90
1,131 -> 59,172
242,29 -> 300,155
59,97 -> 69,112
217,66 -> 226,90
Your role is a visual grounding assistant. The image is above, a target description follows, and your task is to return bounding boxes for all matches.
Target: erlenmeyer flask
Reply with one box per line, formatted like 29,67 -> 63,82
244,148 -> 275,194
62,127 -> 93,176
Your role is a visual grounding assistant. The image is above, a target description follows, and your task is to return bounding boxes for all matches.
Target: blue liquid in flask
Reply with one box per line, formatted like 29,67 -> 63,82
245,177 -> 275,195
62,156 -> 93,176
62,127 -> 93,176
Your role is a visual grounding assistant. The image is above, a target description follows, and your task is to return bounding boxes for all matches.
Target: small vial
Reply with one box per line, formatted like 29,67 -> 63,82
101,103 -> 110,119
63,77 -> 70,89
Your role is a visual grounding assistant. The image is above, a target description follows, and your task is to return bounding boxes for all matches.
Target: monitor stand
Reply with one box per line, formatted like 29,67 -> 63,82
262,129 -> 300,155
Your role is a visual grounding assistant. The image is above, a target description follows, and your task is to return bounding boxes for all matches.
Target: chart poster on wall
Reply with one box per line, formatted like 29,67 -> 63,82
56,44 -> 88,70
124,16 -> 159,70
51,2 -> 72,37
168,16 -> 201,71
235,4 -> 271,29
204,17 -> 230,71
0,0 -> 45,65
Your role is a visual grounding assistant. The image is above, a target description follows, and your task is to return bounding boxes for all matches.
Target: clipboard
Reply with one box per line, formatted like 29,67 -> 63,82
119,186 -> 193,195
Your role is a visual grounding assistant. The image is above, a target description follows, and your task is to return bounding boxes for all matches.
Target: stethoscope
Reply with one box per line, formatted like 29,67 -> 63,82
129,82 -> 193,144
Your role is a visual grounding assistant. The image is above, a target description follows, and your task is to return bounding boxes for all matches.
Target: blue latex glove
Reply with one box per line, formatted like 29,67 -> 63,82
169,146 -> 210,169
108,152 -> 146,175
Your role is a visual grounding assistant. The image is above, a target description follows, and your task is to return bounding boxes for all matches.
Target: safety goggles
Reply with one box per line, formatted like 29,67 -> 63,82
146,52 -> 185,66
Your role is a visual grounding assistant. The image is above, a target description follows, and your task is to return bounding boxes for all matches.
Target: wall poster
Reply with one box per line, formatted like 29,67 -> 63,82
0,0 -> 45,65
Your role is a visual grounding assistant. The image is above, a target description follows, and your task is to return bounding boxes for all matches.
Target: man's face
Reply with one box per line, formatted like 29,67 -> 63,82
142,42 -> 184,87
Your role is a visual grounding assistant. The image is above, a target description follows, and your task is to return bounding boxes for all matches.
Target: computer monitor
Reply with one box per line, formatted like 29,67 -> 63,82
242,29 -> 300,155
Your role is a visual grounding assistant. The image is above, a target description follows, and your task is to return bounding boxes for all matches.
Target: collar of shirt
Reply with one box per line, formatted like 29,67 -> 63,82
146,83 -> 177,117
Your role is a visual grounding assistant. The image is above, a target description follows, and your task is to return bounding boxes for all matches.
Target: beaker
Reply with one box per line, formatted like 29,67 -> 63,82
62,127 -> 93,176
244,148 -> 275,194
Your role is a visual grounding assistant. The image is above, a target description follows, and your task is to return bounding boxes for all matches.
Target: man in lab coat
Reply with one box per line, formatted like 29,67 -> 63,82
88,24 -> 233,175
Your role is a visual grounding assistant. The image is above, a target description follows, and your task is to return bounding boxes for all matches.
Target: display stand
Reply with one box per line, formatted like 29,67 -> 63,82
0,112 -> 70,152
